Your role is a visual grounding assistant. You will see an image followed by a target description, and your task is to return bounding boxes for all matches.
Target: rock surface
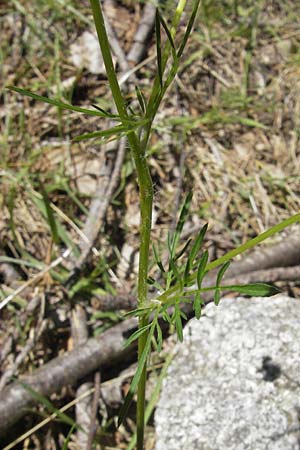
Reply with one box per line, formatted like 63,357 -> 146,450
155,295 -> 300,450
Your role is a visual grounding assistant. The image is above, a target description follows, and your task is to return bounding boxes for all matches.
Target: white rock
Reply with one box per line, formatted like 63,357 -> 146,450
155,295 -> 300,450
70,31 -> 107,75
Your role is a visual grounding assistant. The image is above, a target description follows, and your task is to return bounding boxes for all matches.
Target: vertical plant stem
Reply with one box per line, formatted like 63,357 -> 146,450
89,1 -> 153,447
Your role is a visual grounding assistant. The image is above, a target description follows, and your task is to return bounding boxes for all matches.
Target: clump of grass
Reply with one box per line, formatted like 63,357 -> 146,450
7,0 -> 300,448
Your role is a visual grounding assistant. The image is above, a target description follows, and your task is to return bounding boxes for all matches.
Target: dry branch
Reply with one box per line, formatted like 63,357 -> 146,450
0,318 -> 137,437
127,2 -> 156,64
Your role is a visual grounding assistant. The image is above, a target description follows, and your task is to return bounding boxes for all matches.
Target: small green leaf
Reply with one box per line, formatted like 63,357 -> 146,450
123,306 -> 152,318
216,260 -> 231,286
174,238 -> 192,261
92,103 -> 115,117
174,304 -> 183,342
196,250 -> 209,290
157,9 -> 178,64
169,258 -> 183,291
220,283 -> 280,297
193,292 -> 203,319
190,224 -> 208,265
184,223 -> 208,281
177,0 -> 201,58
124,323 -> 152,348
135,86 -> 147,114
161,307 -> 172,323
73,123 -> 133,142
170,192 -> 193,257
214,288 -> 221,305
152,243 -> 165,272
180,310 -> 187,321
147,277 -> 163,291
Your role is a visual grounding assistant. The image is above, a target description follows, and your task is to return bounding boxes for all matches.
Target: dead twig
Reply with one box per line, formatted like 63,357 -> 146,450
85,372 -> 101,450
71,305 -> 94,450
74,136 -> 127,270
127,2 -> 157,65
0,317 -> 138,437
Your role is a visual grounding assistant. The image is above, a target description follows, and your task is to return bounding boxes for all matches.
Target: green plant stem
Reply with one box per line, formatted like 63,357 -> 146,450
89,1 -> 153,447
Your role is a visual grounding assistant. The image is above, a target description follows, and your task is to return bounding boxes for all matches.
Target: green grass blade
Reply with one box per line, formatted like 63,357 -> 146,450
0,256 -> 44,269
38,180 -> 59,245
31,195 -> 80,257
62,424 -> 77,450
18,380 -> 80,429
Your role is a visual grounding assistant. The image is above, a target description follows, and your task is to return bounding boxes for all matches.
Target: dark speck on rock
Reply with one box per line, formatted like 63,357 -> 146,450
261,356 -> 281,382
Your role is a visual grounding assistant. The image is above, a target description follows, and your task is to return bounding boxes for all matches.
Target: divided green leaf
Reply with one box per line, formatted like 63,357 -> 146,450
7,86 -> 118,118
